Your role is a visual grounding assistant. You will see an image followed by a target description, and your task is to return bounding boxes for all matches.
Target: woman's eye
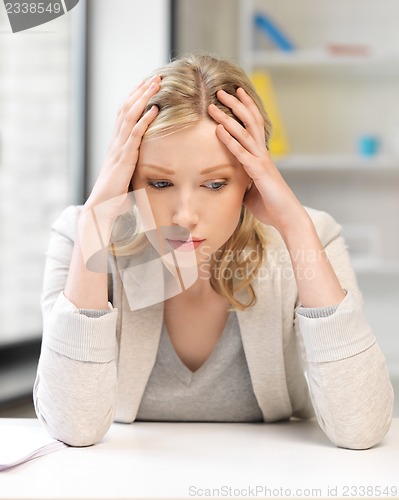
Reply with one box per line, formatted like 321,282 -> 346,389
147,181 -> 172,190
204,181 -> 226,191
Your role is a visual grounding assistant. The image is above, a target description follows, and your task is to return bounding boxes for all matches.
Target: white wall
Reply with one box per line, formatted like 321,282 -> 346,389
86,0 -> 170,190
176,0 -> 239,60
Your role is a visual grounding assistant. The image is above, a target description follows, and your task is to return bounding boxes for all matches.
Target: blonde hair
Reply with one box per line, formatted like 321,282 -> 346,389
114,52 -> 272,310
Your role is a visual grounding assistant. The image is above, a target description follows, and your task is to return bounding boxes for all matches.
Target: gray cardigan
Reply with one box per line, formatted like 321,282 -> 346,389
34,205 -> 394,449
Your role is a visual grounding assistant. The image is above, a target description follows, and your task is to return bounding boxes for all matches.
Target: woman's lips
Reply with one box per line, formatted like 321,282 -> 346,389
166,238 -> 205,251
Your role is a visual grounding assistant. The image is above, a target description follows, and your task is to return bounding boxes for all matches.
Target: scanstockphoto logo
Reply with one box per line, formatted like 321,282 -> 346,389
3,0 -> 79,33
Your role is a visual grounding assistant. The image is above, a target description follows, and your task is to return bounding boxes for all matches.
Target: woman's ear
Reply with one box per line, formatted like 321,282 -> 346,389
246,180 -> 253,192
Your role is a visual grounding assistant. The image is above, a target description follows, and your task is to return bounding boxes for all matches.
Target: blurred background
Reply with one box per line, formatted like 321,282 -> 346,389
0,0 -> 398,418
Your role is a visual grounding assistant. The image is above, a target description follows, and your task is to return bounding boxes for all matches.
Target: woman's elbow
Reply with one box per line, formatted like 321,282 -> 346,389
53,428 -> 107,447
333,392 -> 394,450
34,391 -> 115,447
36,410 -> 112,447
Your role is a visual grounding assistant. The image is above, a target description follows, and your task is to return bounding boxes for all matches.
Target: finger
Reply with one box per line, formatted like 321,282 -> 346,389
127,77 -> 148,96
215,124 -> 256,171
114,75 -> 160,137
109,105 -> 158,189
236,87 -> 264,123
126,74 -> 160,100
129,78 -> 146,96
236,87 -> 268,144
118,81 -> 160,144
215,124 -> 271,184
208,103 -> 260,156
122,105 -> 159,156
121,105 -> 159,191
216,89 -> 265,145
114,75 -> 160,136
113,81 -> 149,137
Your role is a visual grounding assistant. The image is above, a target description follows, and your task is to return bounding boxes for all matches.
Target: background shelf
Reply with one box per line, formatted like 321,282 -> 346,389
239,0 -> 399,377
253,48 -> 399,68
275,154 -> 399,172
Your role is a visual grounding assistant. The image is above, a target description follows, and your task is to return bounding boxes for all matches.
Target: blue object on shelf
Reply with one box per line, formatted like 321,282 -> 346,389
358,135 -> 380,157
254,12 -> 295,52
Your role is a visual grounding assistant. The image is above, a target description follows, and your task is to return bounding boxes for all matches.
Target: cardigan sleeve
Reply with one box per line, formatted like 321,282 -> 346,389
294,209 -> 394,450
33,206 -> 119,447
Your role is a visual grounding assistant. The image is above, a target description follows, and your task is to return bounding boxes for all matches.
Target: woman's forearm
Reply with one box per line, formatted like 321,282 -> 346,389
280,210 -> 346,308
64,210 -> 110,310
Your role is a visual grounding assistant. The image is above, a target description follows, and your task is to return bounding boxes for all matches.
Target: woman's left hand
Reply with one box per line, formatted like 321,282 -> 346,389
208,88 -> 307,234
209,88 -> 347,309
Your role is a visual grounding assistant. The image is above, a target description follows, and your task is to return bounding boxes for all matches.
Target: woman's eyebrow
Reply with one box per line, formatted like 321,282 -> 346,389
140,164 -> 235,175
200,164 -> 235,174
140,164 -> 175,175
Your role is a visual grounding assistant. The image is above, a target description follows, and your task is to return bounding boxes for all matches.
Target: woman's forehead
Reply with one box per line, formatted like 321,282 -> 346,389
139,121 -> 241,169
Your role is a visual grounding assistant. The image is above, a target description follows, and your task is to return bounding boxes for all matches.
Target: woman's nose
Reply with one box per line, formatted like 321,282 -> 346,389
171,195 -> 199,228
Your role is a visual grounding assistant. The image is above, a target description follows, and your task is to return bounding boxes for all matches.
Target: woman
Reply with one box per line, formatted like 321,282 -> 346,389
34,53 -> 393,449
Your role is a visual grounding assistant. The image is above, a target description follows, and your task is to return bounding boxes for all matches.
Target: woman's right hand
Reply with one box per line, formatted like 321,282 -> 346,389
82,75 -> 161,224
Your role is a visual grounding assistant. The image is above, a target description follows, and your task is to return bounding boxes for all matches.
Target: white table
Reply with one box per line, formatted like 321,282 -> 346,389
0,418 -> 398,500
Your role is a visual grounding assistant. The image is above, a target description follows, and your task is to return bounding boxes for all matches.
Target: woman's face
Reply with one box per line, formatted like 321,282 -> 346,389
132,120 -> 251,264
